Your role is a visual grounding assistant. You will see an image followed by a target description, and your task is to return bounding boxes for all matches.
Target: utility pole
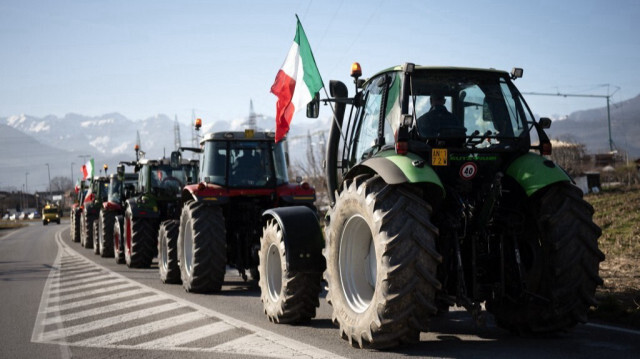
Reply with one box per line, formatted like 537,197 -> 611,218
45,163 -> 52,200
522,86 -> 620,152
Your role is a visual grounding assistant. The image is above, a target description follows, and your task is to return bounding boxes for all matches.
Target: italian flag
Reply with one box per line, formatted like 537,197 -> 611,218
82,158 -> 94,180
271,17 -> 323,143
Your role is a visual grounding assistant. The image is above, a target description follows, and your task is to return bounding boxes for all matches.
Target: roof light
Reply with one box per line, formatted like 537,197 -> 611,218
134,144 -> 139,151
224,132 -> 234,139
195,118 -> 202,130
103,164 -> 108,171
350,62 -> 362,78
245,129 -> 254,139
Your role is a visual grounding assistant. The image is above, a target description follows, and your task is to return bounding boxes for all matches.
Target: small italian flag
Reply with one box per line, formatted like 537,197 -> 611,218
271,16 -> 323,143
82,158 -> 94,180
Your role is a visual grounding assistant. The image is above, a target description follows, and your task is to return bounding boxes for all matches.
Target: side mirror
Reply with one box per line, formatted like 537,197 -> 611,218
306,93 -> 319,118
539,117 -> 552,129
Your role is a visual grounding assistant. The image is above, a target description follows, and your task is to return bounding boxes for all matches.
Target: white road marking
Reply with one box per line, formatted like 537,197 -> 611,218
42,302 -> 186,341
31,228 -> 346,359
586,323 -> 640,336
43,286 -> 148,314
73,311 -> 206,346
135,321 -> 235,349
50,276 -> 122,292
48,282 -> 137,303
42,294 -> 165,325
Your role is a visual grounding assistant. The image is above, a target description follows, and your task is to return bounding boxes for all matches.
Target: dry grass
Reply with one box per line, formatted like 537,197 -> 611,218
585,185 -> 640,328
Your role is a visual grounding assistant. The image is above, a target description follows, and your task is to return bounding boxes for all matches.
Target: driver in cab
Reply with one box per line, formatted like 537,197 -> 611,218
416,93 -> 456,138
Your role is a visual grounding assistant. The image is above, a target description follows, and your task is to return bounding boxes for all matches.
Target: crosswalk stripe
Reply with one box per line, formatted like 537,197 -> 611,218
134,321 -> 235,349
72,311 -> 207,346
52,271 -> 103,283
42,295 -> 166,326
42,302 -> 187,341
48,282 -> 137,303
44,287 -> 150,314
50,280 -> 127,298
50,275 -> 121,291
32,228 -> 347,359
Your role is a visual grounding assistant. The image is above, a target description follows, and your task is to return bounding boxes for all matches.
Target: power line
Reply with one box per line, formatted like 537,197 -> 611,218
522,86 -> 620,152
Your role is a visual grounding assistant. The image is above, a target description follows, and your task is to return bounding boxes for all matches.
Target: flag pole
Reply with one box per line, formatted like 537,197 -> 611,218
295,14 -> 346,142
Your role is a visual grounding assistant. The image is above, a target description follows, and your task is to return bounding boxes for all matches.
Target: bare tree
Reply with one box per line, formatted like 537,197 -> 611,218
550,136 -> 588,177
50,176 -> 74,192
290,130 -> 329,211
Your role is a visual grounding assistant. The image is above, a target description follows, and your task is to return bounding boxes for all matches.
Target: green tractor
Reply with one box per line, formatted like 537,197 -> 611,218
80,174 -> 109,253
123,152 -> 198,268
259,63 -> 604,349
93,165 -> 138,261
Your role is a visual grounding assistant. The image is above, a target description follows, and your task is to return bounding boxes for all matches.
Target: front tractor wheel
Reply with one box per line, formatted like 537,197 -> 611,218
159,219 -> 181,284
486,183 -> 605,335
124,208 -> 158,268
325,175 -> 442,349
178,201 -> 226,293
258,219 -> 322,324
99,210 -> 115,258
113,217 -> 125,264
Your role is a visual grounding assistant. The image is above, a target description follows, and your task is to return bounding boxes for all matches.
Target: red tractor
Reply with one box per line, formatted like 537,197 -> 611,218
161,130 -> 316,292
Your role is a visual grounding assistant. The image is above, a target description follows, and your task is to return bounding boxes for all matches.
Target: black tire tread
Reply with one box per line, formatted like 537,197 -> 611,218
178,201 -> 226,293
325,174 -> 441,349
258,219 -> 322,324
487,183 -> 604,335
159,219 -> 181,284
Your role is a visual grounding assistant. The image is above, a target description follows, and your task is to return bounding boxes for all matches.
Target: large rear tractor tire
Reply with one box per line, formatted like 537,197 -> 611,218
113,216 -> 126,264
325,175 -> 442,349
159,220 -> 181,284
124,208 -> 158,268
81,211 -> 94,249
70,210 -> 81,242
258,219 -> 322,324
486,183 -> 605,335
178,201 -> 226,293
99,210 -> 115,258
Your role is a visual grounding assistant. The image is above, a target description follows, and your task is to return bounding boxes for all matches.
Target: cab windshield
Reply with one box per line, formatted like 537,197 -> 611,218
201,140 -> 288,187
410,70 -> 534,146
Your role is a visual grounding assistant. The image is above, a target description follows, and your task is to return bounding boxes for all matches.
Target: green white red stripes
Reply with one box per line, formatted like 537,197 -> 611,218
271,18 -> 323,143
82,158 -> 94,180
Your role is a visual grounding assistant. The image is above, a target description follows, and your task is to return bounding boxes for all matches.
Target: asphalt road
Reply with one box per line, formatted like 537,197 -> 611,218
1,221 -> 639,359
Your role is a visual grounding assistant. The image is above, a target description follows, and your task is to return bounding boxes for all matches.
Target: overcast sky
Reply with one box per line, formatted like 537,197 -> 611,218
1,0 -> 638,126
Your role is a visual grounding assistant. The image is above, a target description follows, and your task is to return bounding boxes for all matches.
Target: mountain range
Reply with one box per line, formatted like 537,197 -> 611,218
1,94 -> 638,192
0,112 -> 328,192
545,94 -> 640,157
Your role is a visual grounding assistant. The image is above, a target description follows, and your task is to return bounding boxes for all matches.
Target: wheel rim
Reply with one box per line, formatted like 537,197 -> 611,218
160,230 -> 168,271
183,222 -> 193,275
339,215 -> 376,313
114,224 -> 120,252
266,243 -> 282,302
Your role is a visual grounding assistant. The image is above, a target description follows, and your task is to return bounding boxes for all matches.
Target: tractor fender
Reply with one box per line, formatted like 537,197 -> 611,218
505,152 -> 571,197
125,198 -> 160,219
348,152 -> 445,198
262,206 -> 326,274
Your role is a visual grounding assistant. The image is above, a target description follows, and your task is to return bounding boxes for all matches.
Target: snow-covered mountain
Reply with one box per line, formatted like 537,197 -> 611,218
0,112 -> 330,191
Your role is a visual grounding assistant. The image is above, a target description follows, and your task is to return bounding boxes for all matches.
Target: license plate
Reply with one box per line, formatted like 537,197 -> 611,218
432,148 -> 448,166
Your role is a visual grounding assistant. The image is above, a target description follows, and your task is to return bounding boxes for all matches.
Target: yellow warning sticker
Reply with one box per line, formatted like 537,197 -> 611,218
432,148 -> 448,166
